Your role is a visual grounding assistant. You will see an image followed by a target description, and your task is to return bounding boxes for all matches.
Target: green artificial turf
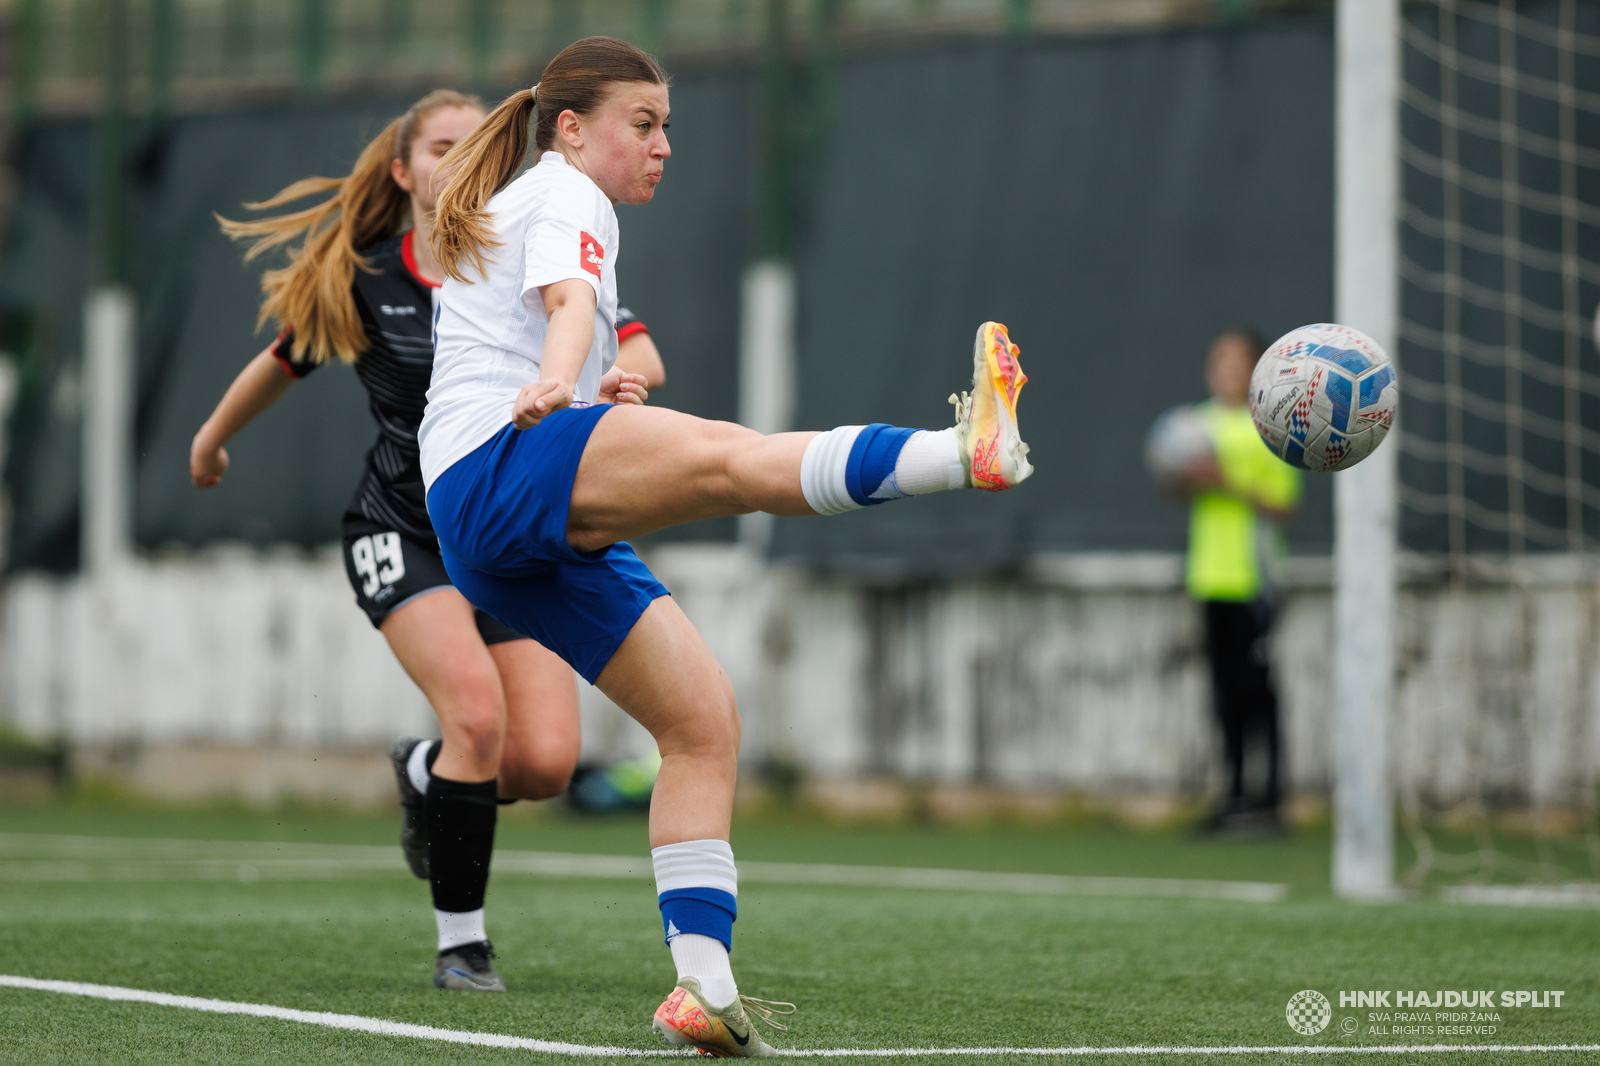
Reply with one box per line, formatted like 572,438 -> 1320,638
0,803 -> 1596,1065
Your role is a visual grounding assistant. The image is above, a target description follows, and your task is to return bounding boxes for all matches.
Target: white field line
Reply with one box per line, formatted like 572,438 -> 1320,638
1441,883 -> 1600,909
0,975 -> 673,1057
0,834 -> 1286,902
2,975 -> 1597,1059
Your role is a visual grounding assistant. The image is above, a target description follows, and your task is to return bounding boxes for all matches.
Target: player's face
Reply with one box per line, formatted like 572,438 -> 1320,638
404,106 -> 485,213
1206,339 -> 1255,407
578,82 -> 671,206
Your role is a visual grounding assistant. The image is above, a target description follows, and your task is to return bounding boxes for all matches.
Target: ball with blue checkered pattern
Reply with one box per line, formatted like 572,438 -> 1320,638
1249,323 -> 1397,473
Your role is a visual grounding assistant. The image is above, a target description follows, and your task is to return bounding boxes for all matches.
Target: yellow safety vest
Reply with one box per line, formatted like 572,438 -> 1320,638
1185,402 -> 1301,602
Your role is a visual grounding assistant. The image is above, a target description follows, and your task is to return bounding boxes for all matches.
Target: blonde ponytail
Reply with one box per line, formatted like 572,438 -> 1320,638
220,89 -> 484,364
430,88 -> 536,283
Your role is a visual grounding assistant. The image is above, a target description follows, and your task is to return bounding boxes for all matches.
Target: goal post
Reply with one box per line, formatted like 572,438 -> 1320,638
1333,0 -> 1400,899
82,286 -> 136,578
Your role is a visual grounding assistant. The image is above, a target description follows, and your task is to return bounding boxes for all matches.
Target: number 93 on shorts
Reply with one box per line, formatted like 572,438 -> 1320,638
338,520 -> 449,627
341,519 -> 524,644
342,523 -> 442,627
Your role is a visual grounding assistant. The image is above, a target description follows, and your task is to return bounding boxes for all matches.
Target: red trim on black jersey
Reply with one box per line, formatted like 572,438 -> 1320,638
401,230 -> 442,290
271,328 -> 305,378
616,320 -> 650,342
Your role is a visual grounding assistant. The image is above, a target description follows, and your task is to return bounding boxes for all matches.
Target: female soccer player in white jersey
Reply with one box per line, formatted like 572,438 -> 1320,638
423,37 -> 1032,1056
188,90 -> 664,994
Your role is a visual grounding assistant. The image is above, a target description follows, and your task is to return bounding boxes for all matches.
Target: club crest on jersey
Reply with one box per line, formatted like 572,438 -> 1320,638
580,232 -> 604,280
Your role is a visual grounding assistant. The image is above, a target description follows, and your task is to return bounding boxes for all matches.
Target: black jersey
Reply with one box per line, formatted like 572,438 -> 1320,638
274,231 -> 440,543
273,231 -> 651,547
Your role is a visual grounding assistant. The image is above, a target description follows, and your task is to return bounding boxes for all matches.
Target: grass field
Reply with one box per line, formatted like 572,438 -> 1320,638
0,801 -> 1596,1065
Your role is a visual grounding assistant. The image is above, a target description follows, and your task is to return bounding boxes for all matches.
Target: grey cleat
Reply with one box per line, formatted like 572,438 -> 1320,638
387,735 -> 430,880
433,940 -> 507,992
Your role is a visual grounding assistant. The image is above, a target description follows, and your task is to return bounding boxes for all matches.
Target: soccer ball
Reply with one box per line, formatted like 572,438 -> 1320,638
1249,323 -> 1397,473
1144,404 -> 1214,494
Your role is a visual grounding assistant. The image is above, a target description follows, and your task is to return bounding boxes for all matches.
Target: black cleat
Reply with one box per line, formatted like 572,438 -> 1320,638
434,940 -> 507,992
388,735 -> 430,879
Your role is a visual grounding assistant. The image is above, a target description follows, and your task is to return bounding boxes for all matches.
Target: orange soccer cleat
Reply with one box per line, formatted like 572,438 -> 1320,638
650,977 -> 794,1058
951,321 -> 1033,490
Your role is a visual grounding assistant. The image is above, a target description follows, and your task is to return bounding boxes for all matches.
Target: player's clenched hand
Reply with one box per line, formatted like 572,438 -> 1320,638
513,379 -> 574,429
190,438 -> 230,488
599,367 -> 648,407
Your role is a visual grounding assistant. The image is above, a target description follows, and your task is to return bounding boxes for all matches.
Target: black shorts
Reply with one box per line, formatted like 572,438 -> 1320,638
341,518 -> 523,644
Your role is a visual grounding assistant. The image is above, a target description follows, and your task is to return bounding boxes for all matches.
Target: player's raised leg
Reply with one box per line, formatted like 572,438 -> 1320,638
565,321 -> 1032,553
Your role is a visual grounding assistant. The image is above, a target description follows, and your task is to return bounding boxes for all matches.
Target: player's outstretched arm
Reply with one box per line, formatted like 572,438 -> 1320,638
190,345 -> 295,488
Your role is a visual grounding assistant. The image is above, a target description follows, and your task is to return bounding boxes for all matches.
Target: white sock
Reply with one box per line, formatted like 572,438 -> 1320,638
407,739 -> 434,795
670,933 -> 738,1007
435,907 -> 486,952
799,425 -> 865,515
893,428 -> 965,495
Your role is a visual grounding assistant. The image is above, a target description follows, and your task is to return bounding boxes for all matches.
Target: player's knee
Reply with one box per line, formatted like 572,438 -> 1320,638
703,673 -> 740,751
443,682 -> 506,767
499,732 -> 579,800
498,753 -> 575,801
712,423 -> 765,467
700,418 -> 760,443
657,678 -> 739,762
699,421 -> 765,503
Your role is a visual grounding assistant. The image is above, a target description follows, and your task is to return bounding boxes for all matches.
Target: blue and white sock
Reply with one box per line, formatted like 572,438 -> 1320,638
800,424 -> 964,516
653,839 -> 739,1006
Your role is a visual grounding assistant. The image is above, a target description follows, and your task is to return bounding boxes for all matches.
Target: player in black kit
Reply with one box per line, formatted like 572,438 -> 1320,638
190,91 -> 664,992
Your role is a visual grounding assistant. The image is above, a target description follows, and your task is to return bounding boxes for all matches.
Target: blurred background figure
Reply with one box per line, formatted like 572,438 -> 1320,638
1176,330 -> 1299,834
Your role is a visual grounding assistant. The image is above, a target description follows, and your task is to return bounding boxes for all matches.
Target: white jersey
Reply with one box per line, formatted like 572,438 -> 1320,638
419,151 -> 620,489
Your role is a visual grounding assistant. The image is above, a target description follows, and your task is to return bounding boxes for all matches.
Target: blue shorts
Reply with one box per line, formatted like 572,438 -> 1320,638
426,405 -> 670,683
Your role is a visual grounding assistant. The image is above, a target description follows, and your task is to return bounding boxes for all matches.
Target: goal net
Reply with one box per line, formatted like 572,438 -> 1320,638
1399,0 -> 1600,559
1393,0 -> 1600,892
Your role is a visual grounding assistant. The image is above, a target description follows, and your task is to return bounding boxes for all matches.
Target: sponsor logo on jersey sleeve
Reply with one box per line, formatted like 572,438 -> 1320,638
580,232 -> 605,280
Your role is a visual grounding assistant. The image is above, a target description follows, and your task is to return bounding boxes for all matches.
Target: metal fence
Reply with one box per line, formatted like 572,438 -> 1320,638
2,0 -> 1316,120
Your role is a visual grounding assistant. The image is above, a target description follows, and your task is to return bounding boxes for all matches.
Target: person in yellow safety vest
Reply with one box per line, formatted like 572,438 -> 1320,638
1180,330 -> 1301,833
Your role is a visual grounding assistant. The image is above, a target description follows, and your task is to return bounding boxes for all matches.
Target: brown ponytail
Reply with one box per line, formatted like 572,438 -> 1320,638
220,89 -> 484,365
431,37 -> 666,283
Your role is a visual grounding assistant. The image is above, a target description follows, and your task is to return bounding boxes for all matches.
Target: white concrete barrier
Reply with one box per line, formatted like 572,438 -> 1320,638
3,545 -> 1597,812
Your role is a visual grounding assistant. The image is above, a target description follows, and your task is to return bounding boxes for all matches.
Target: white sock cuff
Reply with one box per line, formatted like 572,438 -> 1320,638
650,839 -> 738,897
799,426 -> 866,516
406,739 -> 435,795
435,907 -> 486,952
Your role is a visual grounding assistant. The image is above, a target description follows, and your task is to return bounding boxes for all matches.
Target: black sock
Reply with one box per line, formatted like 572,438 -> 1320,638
425,773 -> 498,914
